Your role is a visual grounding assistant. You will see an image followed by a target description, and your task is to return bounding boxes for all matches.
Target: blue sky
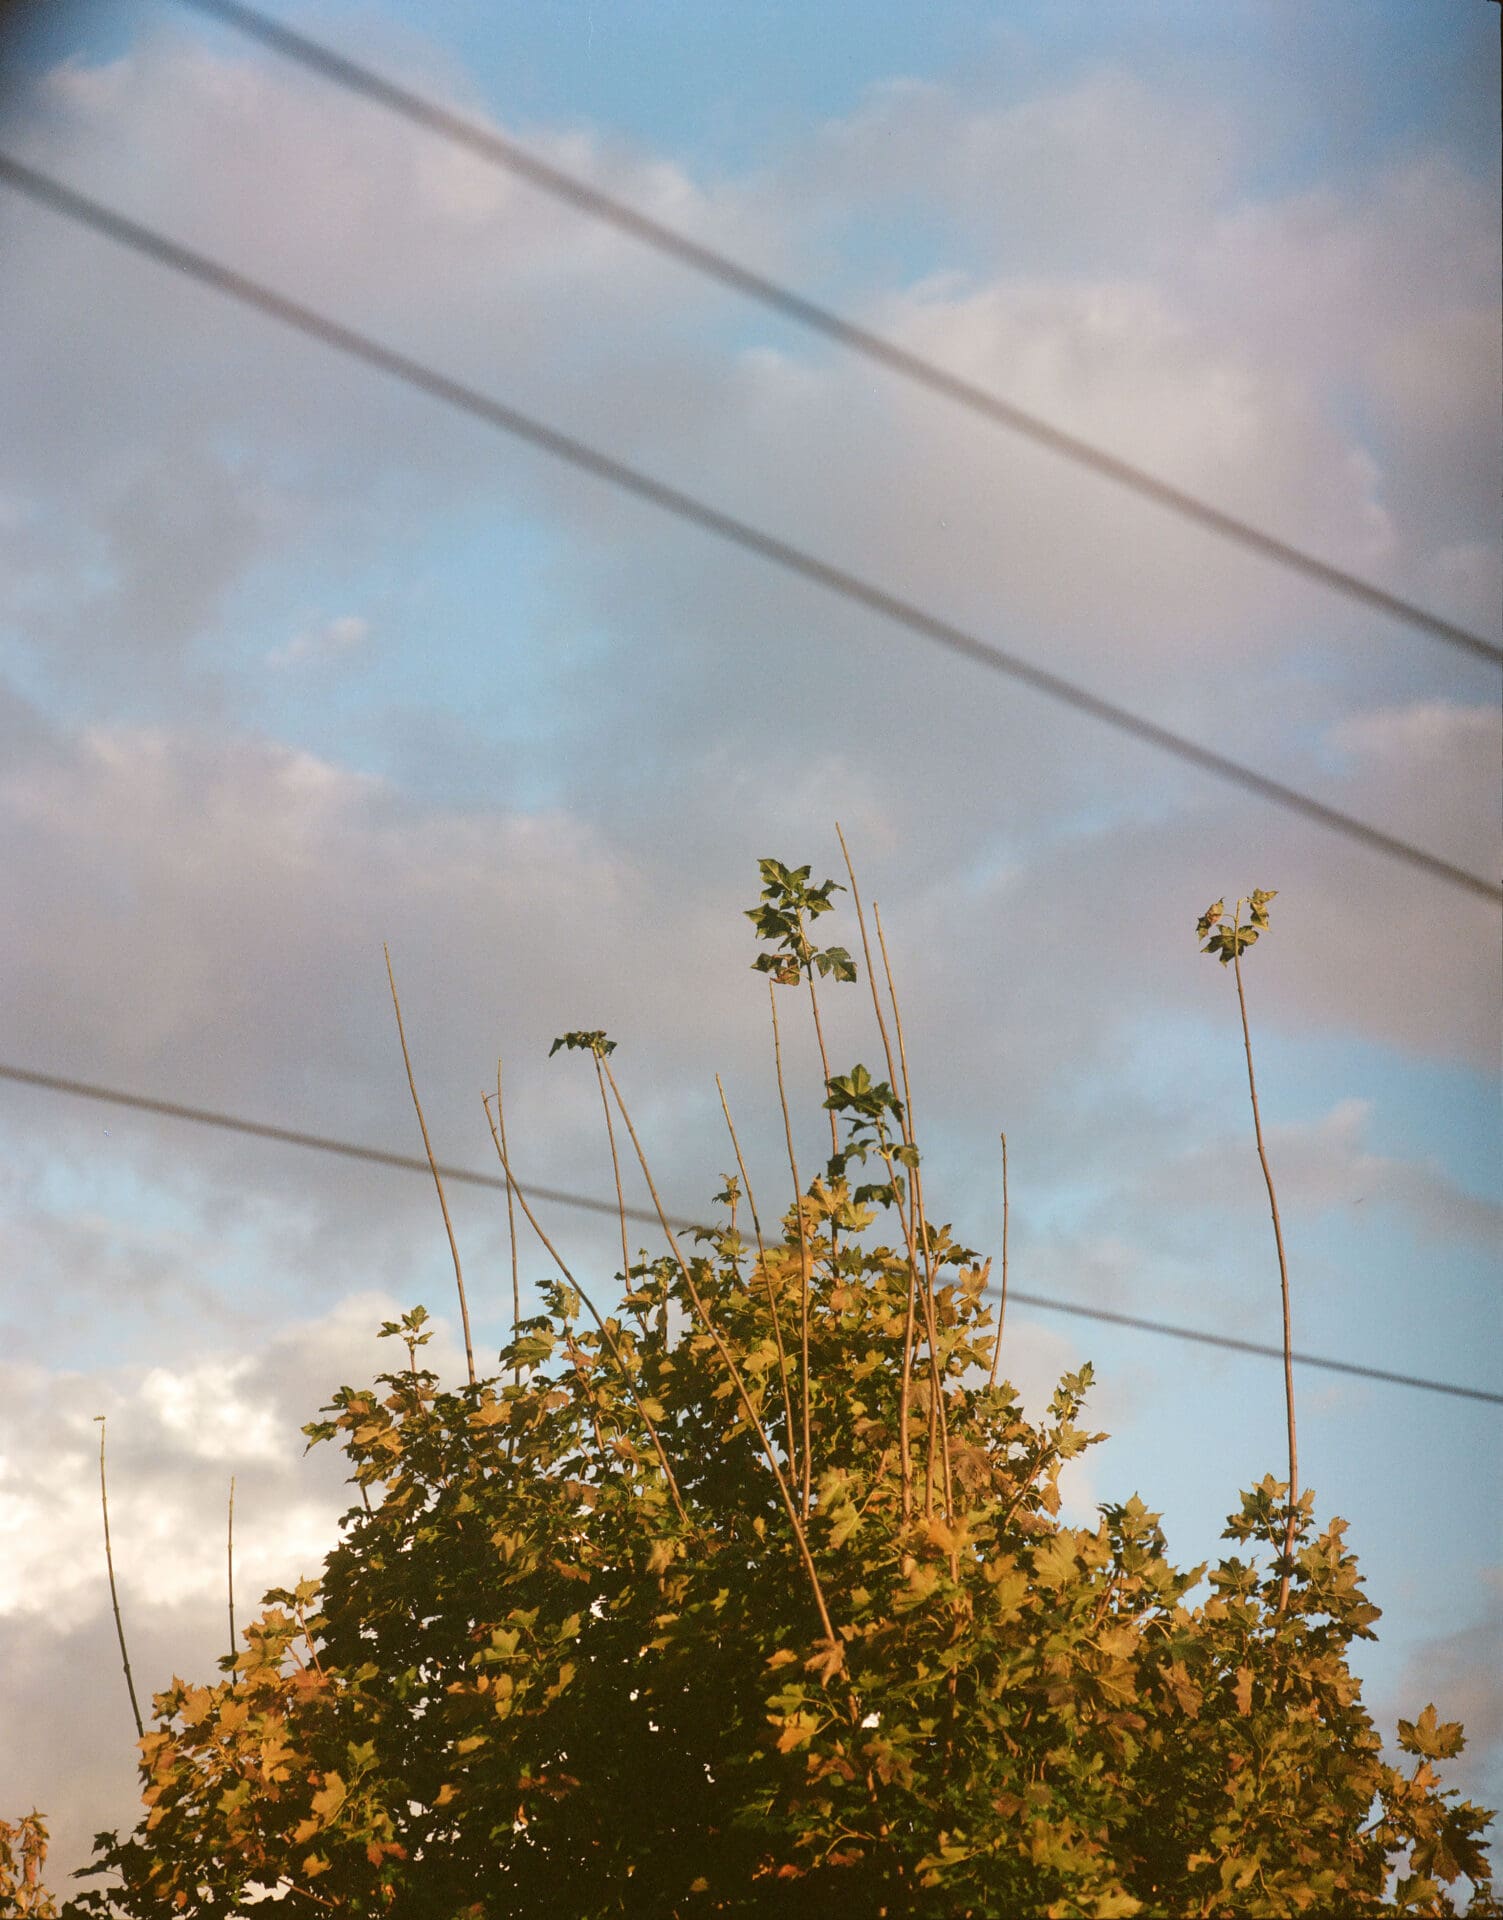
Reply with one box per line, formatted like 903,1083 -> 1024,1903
0,0 -> 1499,1886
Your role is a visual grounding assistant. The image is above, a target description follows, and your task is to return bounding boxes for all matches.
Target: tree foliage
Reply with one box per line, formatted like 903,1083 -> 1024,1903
28,862 -> 1497,1916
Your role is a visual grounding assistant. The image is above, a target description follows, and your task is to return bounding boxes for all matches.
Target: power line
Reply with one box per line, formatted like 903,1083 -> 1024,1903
1,155 -> 1495,904
4,1061 -> 1500,1408
1000,1292 -> 1503,1407
171,0 -> 1503,673
0,1062 -> 674,1232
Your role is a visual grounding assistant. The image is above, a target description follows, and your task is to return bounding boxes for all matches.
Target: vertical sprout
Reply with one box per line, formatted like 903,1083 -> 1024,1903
482,1090 -> 689,1527
745,860 -> 859,1519
874,902 -> 955,1524
597,1052 -> 838,1650
717,1074 -> 798,1494
594,1054 -> 633,1288
836,824 -> 918,1523
94,1416 -> 143,1741
768,984 -> 816,1519
496,1059 -> 522,1379
227,1475 -> 237,1687
1197,890 -> 1298,1612
384,945 -> 475,1388
988,1134 -> 1010,1389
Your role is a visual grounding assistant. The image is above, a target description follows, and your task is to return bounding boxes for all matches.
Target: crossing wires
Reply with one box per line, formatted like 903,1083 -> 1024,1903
174,0 -> 1503,672
0,152 -> 1496,903
4,1060 -> 1500,1408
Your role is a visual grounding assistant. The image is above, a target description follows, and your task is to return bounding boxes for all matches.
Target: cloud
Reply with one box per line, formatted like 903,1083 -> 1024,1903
0,1292 -> 414,1632
0,1290 -> 471,1882
1137,1097 -> 1502,1250
0,14 -> 1496,1888
807,68 -> 1240,277
266,612 -> 370,670
1389,1571 -> 1503,1818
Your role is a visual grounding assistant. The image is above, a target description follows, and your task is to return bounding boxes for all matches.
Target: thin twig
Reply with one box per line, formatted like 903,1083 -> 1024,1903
798,918 -> 842,1342
599,1057 -> 838,1647
989,1134 -> 1010,1388
872,903 -> 916,1148
797,906 -> 840,1161
227,1475 -> 237,1687
1232,926 -> 1299,1613
835,825 -> 915,1522
877,1139 -> 927,1522
595,1056 -> 633,1288
94,1417 -> 143,1740
769,982 -> 815,1521
384,946 -> 475,1387
496,1060 -> 521,1381
717,1074 -> 798,1487
873,904 -> 954,1524
482,1095 -> 688,1525
834,824 -> 903,1108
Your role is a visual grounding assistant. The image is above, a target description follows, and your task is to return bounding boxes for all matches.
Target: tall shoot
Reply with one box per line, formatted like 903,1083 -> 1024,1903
384,945 -> 475,1386
93,1416 -> 143,1740
226,1476 -> 237,1687
746,860 -> 856,1517
988,1133 -> 1010,1389
745,858 -> 856,1159
1197,890 -> 1299,1612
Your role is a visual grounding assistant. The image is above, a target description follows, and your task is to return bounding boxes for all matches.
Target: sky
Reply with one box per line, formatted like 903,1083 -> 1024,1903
0,0 -> 1499,1887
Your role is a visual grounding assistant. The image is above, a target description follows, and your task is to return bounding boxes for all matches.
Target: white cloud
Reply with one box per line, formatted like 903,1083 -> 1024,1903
0,1293 -> 416,1631
1138,1097 -> 1502,1249
0,14 -> 1496,1889
266,612 -> 369,670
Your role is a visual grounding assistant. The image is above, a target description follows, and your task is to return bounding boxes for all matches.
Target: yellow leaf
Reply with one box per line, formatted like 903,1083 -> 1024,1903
804,1638 -> 847,1685
310,1771 -> 345,1821
1234,1666 -> 1254,1716
774,1710 -> 820,1753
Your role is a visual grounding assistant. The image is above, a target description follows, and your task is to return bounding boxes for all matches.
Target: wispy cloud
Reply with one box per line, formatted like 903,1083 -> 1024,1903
266,612 -> 369,669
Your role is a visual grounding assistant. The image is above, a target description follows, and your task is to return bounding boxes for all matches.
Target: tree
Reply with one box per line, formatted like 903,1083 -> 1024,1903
41,860 -> 1496,1916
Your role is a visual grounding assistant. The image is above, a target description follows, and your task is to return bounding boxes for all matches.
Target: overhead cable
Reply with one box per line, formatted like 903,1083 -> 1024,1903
4,1061 -> 1500,1408
0,154 -> 1495,903
171,0 -> 1503,672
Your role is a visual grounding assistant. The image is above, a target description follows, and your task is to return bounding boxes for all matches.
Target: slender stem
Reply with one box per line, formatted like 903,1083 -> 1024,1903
1232,930 -> 1299,1613
796,909 -> 840,1161
384,946 -> 475,1387
769,983 -> 815,1520
595,1056 -> 633,1288
599,1058 -> 837,1647
876,1139 -> 925,1523
717,1074 -> 798,1487
873,904 -> 954,1523
496,1060 -> 521,1383
835,826 -> 915,1521
227,1475 -> 237,1687
988,1133 -> 1010,1388
834,824 -> 904,1107
94,1418 -> 143,1740
482,1096 -> 688,1524
872,903 -> 915,1148
798,938 -> 842,1324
